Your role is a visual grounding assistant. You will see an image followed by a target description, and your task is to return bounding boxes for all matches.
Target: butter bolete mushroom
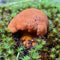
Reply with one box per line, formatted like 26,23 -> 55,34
8,8 -> 49,47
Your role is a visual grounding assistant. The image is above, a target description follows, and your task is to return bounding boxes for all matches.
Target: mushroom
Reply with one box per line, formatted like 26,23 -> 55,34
8,8 -> 49,47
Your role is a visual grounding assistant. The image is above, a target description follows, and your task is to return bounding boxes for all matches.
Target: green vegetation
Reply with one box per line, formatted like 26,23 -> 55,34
0,0 -> 60,60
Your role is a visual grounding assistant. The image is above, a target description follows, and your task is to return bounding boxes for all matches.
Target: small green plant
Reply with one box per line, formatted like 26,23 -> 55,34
22,56 -> 30,60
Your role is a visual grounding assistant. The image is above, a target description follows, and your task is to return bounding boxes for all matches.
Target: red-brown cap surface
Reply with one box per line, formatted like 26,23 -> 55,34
8,8 -> 49,36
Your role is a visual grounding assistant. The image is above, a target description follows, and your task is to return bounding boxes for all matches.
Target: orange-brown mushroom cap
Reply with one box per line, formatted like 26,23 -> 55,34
8,8 -> 49,36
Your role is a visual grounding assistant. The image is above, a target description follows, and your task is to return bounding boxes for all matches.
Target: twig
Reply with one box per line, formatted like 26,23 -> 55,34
16,52 -> 20,60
